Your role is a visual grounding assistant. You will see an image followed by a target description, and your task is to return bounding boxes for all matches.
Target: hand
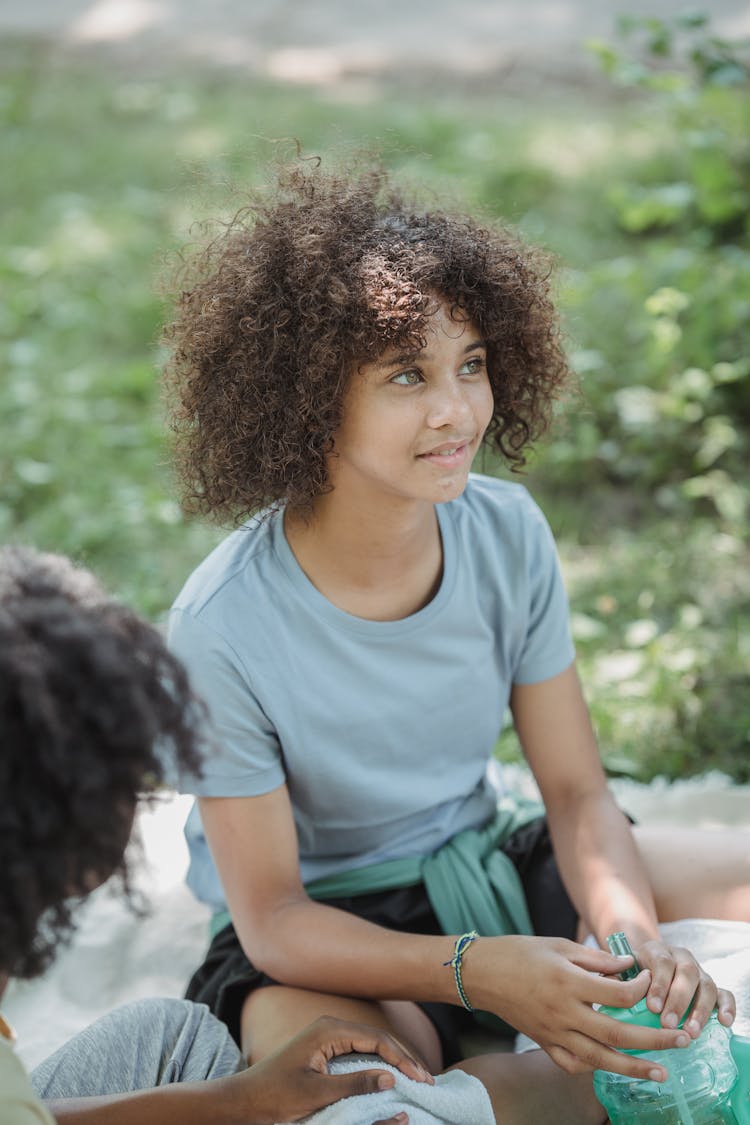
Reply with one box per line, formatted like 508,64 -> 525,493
634,938 -> 736,1038
232,1015 -> 432,1124
462,935 -> 699,1082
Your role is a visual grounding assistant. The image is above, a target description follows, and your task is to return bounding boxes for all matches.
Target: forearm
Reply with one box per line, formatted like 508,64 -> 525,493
235,893 -> 459,1005
201,791 -> 468,1009
511,666 -> 660,948
47,1074 -> 249,1125
547,787 -> 660,948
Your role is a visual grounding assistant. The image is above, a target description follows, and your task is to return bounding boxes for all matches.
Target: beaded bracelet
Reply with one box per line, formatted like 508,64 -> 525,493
444,930 -> 479,1012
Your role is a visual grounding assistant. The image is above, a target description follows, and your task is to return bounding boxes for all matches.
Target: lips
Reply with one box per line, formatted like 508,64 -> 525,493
418,438 -> 472,459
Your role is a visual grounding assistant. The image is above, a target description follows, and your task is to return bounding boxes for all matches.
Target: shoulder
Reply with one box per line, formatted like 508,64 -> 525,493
0,1037 -> 55,1125
448,473 -> 550,538
171,508 -> 281,620
441,474 -> 562,595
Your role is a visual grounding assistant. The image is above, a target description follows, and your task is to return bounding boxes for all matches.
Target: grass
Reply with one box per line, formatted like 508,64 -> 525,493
2,35 -> 748,781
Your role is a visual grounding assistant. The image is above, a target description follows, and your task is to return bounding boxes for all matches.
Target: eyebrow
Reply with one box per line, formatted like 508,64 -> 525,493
375,338 -> 487,369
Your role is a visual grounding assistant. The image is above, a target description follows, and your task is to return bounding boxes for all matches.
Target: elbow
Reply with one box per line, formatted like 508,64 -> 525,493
544,782 -> 612,831
234,892 -> 309,981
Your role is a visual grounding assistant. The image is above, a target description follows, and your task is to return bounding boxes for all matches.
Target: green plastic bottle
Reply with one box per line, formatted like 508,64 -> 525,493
592,933 -> 750,1125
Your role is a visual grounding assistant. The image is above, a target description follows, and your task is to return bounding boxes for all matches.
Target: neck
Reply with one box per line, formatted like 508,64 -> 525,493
297,484 -> 435,556
285,494 -> 443,620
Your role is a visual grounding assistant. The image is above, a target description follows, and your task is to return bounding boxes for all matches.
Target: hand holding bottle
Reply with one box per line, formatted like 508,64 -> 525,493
631,936 -> 735,1038
460,934 -> 699,1081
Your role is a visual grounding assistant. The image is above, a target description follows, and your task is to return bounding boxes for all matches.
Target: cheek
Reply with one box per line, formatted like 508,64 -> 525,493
476,380 -> 495,428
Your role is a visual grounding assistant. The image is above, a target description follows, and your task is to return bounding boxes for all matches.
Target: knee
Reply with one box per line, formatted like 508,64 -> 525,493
158,998 -> 246,1083
117,997 -> 200,1037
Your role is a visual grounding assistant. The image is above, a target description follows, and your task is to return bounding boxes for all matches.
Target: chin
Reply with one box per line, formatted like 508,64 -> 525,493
431,475 -> 470,503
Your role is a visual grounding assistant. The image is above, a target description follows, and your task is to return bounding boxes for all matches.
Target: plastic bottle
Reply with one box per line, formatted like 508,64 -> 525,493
592,932 -> 750,1125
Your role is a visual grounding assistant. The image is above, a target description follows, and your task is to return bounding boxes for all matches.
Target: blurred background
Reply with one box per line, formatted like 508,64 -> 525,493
1,1 -> 749,783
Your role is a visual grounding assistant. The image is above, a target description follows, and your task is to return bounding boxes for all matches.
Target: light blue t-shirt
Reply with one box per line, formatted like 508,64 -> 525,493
169,475 -> 575,909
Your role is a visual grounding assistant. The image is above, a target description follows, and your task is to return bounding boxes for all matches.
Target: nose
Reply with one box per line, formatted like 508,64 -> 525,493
425,377 -> 474,430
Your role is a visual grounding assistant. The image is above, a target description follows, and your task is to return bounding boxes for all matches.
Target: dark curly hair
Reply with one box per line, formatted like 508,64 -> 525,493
163,160 -> 571,524
0,546 -> 204,980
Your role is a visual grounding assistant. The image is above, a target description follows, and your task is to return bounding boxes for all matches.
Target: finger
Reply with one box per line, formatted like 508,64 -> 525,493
330,1067 -> 403,1098
565,942 -> 639,976
306,1018 -> 432,1084
656,957 -> 702,1030
342,1027 -> 433,1084
296,1069 -> 401,1115
581,967 -> 651,1009
547,1043 -> 597,1076
680,976 -> 717,1038
641,947 -> 678,1016
591,1008 -> 690,1054
716,988 -> 736,1028
372,1115 -> 408,1125
551,1030 -> 672,1083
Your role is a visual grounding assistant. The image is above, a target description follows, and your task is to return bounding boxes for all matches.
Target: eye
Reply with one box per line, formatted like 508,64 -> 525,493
390,369 -> 423,386
459,356 -> 486,376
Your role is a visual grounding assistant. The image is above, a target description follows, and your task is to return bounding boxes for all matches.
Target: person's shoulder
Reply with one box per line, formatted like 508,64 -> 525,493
0,1036 -> 55,1125
171,508 -> 280,619
455,472 -> 543,526
446,475 -> 556,569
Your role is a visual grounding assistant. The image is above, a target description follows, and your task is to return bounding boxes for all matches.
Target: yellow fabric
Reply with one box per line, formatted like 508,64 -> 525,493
0,1031 -> 55,1125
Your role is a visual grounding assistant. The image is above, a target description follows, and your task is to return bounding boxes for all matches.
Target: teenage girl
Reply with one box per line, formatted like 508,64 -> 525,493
164,162 -> 749,1124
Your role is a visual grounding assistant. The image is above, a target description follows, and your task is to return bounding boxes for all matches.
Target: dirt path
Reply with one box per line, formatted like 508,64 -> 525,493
2,0 -> 748,90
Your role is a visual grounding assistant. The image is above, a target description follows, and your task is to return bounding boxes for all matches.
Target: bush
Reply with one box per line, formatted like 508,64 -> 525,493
526,14 -> 750,780
541,15 -> 750,534
2,21 -> 747,779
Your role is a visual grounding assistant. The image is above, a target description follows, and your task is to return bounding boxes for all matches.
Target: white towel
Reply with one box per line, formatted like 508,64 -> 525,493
276,1055 -> 495,1125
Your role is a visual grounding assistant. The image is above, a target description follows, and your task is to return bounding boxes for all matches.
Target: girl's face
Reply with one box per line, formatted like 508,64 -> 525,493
329,299 -> 494,509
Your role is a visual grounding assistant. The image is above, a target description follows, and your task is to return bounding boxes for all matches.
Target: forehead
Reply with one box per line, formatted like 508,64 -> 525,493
372,301 -> 480,366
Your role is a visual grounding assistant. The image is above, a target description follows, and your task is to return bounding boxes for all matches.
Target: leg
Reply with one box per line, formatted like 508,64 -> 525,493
634,826 -> 750,922
241,985 -> 443,1073
32,998 -> 246,1099
450,1049 -> 606,1125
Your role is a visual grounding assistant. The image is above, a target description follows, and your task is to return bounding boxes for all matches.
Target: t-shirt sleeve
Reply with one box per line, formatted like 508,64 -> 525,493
512,497 -> 576,685
167,607 -> 286,797
1,1042 -> 56,1125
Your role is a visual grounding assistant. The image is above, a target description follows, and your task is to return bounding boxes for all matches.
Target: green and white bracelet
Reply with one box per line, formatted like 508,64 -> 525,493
444,930 -> 479,1012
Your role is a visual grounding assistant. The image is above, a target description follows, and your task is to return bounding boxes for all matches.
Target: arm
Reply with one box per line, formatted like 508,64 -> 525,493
510,662 -> 735,1038
198,785 -> 696,1079
200,785 -> 457,1001
46,1017 -> 428,1125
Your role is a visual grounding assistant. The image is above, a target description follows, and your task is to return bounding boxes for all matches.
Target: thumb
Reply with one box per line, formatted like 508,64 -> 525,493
329,1066 -> 398,1098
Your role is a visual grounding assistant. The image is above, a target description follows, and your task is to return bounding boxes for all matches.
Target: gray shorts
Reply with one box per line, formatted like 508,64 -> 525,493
31,997 -> 246,1099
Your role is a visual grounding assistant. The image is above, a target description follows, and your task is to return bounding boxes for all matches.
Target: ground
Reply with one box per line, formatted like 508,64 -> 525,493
1,0 -> 748,93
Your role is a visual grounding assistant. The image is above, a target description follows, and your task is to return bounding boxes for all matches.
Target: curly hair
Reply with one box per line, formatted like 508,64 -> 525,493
0,546 -> 204,980
163,160 -> 571,524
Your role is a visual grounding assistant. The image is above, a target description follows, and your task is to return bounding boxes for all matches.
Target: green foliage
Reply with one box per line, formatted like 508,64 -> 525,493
569,520 -> 750,783
495,514 -> 750,784
2,20 -> 748,781
526,13 -> 750,780
547,15 -> 750,529
0,38 -> 632,609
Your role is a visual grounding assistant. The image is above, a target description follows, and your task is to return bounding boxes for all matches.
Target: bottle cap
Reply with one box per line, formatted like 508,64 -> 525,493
606,931 -> 641,982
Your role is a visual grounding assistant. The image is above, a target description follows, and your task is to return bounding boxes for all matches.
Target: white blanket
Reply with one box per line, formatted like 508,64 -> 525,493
4,775 -> 749,1094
